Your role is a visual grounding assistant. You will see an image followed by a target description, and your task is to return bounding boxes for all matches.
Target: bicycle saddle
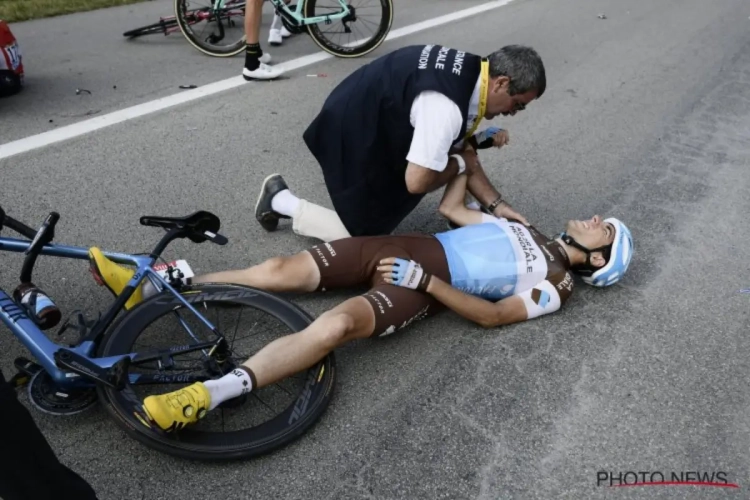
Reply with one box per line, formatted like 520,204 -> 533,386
140,210 -> 221,243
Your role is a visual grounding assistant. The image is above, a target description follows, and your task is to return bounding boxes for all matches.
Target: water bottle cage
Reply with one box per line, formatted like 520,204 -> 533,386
56,310 -> 100,347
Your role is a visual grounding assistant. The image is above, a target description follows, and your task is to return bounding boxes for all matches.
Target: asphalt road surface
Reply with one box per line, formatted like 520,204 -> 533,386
2,0 -> 750,498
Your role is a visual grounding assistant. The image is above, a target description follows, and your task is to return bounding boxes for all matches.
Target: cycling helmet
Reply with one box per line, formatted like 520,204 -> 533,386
562,217 -> 633,287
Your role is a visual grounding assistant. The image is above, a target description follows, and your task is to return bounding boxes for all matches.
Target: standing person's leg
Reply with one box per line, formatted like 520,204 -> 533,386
243,0 -> 285,80
268,0 -> 293,45
0,370 -> 99,500
254,173 -> 352,242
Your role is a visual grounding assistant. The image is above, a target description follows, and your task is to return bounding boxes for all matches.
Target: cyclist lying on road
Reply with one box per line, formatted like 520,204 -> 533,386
88,173 -> 634,432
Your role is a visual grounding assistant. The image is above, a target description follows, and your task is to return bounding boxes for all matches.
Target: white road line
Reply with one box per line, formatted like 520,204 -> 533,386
0,0 -> 516,161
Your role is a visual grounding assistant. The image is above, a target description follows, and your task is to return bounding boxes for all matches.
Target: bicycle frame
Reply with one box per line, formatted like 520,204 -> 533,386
0,235 -> 222,389
216,0 -> 352,26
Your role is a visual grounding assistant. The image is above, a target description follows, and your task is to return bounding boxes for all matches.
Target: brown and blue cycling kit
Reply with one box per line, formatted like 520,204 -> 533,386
306,218 -> 574,336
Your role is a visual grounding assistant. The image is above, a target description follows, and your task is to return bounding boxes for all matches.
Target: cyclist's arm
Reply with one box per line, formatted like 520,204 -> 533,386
404,91 -> 464,194
426,272 -> 574,328
438,173 -> 489,226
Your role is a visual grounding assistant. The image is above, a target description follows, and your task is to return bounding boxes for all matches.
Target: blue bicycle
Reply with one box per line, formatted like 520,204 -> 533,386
0,206 -> 335,461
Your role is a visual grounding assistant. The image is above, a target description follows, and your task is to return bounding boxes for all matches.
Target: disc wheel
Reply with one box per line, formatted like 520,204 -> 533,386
175,0 -> 248,57
96,283 -> 336,461
305,0 -> 393,58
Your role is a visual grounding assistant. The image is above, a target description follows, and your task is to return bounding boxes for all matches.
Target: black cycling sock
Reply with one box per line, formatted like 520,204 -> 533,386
245,43 -> 262,71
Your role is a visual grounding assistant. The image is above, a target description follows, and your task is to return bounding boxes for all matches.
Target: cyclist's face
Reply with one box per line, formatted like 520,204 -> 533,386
485,77 -> 538,119
565,215 -> 616,249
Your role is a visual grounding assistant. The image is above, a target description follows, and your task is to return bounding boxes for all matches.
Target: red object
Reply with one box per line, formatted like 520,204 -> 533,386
0,20 -> 24,96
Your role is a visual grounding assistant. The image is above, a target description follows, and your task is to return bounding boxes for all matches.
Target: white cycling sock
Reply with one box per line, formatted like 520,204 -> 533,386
203,368 -> 254,411
271,189 -> 300,218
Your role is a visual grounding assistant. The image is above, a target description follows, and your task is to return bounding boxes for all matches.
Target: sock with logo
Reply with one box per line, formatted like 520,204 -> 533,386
245,43 -> 263,71
271,189 -> 300,217
203,366 -> 256,411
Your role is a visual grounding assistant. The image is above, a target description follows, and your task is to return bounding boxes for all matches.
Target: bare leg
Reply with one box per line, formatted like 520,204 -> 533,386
243,297 -> 375,388
192,251 -> 320,293
244,0 -> 263,44
141,295 -> 376,427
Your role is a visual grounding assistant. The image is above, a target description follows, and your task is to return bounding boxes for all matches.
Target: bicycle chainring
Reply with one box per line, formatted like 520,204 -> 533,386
28,371 -> 98,416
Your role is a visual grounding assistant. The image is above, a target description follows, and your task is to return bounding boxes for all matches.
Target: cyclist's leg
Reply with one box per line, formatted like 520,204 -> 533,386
269,0 -> 293,45
140,234 -> 450,429
0,369 -> 99,500
243,0 -> 284,79
191,234 -> 403,292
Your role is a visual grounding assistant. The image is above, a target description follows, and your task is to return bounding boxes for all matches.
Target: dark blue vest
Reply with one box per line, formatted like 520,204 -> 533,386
303,44 -> 482,236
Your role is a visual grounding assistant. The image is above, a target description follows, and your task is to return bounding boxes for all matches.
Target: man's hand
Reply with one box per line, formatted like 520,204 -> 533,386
470,126 -> 509,150
492,129 -> 510,148
494,200 -> 529,226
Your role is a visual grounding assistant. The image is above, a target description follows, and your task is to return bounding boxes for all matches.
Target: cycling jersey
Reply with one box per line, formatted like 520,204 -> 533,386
434,218 -> 574,319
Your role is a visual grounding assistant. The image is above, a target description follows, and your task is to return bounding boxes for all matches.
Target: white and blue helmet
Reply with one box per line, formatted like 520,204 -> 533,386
580,217 -> 634,287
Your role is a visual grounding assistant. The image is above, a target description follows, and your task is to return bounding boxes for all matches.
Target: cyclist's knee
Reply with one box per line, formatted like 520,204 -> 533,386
314,298 -> 373,347
258,256 -> 287,275
257,253 -> 319,289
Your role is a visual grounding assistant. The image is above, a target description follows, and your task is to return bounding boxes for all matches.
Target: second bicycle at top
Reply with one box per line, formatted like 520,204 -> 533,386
175,0 -> 393,58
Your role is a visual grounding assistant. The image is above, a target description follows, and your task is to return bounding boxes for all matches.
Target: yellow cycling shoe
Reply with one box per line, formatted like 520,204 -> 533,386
88,247 -> 143,310
142,382 -> 212,432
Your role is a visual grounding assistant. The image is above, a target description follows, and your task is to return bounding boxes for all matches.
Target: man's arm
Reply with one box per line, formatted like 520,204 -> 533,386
404,91 -> 464,194
465,159 -> 503,211
404,159 -> 460,194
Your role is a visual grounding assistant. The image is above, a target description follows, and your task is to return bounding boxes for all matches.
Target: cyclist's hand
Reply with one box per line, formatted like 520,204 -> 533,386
492,128 -> 510,148
495,201 -> 529,226
377,257 -> 432,291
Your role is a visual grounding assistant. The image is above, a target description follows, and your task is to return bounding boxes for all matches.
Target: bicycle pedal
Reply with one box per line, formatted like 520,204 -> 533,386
14,356 -> 42,377
11,357 -> 43,388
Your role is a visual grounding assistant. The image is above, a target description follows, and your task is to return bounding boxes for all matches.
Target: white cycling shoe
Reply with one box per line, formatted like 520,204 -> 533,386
268,26 -> 292,46
243,60 -> 285,81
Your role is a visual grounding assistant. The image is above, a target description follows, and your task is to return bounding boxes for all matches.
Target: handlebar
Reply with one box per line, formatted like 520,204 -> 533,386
1,213 -> 40,240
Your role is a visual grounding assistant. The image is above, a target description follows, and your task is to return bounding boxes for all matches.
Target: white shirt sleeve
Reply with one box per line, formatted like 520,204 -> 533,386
406,91 -> 464,172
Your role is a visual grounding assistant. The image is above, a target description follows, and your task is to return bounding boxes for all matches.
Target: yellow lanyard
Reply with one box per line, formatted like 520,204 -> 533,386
464,59 -> 490,141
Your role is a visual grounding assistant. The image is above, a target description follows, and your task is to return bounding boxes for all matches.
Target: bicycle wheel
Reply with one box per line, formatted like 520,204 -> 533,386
304,0 -> 392,58
123,18 -> 177,38
175,0 -> 247,57
96,283 -> 336,461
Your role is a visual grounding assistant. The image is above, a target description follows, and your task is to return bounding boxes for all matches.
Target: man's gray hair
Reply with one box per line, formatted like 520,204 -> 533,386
487,45 -> 546,97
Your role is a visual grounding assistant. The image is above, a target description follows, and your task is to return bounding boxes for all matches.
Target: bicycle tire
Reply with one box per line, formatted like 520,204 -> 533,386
96,283 -> 336,461
123,19 -> 177,38
304,0 -> 392,58
175,0 -> 247,57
